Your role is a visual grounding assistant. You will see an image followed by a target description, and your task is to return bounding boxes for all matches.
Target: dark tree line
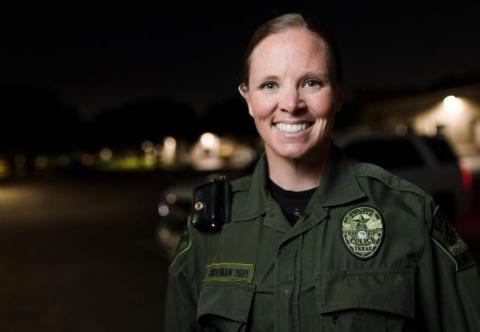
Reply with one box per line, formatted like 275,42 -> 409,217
0,84 -> 260,165
0,83 -> 81,173
87,98 -> 200,149
86,95 -> 258,150
0,83 -> 80,152
201,95 -> 257,137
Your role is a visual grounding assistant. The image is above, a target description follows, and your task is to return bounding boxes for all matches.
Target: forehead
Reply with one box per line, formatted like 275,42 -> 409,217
249,28 -> 329,78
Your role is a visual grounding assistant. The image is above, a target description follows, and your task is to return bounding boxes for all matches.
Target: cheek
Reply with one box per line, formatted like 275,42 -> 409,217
249,95 -> 276,119
305,93 -> 335,118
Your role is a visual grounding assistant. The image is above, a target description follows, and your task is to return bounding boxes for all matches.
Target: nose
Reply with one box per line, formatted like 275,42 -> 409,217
279,86 -> 304,113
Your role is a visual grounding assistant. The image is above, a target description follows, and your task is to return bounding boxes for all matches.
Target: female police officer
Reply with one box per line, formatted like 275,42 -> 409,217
165,13 -> 480,331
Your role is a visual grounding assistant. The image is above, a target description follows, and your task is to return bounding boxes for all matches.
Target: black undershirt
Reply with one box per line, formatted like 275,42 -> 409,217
268,179 -> 317,226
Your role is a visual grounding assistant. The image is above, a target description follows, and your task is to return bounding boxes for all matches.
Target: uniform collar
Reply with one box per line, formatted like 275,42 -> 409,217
234,144 -> 365,221
234,153 -> 270,221
307,144 -> 365,210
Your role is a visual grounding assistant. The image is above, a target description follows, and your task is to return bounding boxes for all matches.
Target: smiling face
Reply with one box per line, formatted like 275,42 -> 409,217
240,28 -> 338,164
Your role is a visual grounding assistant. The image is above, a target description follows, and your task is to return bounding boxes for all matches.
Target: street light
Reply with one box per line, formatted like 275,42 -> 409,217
443,95 -> 462,114
200,132 -> 220,150
162,136 -> 177,165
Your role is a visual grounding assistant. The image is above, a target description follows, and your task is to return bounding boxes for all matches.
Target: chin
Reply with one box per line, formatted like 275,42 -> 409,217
267,140 -> 330,161
270,144 -> 313,160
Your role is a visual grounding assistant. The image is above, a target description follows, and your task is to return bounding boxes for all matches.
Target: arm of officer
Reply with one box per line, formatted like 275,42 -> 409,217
164,223 -> 199,331
416,204 -> 480,331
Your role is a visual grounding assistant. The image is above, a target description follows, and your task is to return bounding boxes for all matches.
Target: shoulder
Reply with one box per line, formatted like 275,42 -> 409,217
353,160 -> 428,198
230,174 -> 252,203
169,172 -> 259,276
350,160 -> 435,223
230,174 -> 252,192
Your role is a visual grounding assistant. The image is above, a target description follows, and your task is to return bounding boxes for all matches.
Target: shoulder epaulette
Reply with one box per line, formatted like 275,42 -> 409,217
355,162 -> 425,197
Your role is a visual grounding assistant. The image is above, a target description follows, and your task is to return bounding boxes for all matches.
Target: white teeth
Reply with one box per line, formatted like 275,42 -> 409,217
275,122 -> 311,133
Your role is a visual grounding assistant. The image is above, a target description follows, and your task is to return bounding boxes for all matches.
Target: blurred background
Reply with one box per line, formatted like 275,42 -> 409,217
1,3 -> 480,331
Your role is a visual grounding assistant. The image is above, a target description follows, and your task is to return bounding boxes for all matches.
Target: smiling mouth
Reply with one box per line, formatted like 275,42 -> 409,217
274,122 -> 313,133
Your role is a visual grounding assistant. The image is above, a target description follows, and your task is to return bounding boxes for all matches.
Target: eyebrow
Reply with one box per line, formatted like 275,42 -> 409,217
254,72 -> 329,83
301,71 -> 329,80
255,75 -> 279,83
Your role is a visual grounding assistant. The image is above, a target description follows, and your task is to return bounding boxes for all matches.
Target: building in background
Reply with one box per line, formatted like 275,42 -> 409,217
360,83 -> 480,171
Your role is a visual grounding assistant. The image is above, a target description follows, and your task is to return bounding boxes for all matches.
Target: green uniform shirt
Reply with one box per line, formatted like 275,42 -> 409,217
165,146 -> 480,331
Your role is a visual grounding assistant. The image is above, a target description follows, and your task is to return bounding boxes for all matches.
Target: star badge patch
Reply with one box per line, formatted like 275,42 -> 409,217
342,206 -> 384,259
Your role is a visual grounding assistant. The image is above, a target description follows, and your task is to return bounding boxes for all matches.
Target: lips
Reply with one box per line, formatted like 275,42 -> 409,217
274,122 -> 313,133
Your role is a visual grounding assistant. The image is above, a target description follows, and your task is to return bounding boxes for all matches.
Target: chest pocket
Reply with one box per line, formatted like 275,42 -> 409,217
197,282 -> 255,332
316,269 -> 415,332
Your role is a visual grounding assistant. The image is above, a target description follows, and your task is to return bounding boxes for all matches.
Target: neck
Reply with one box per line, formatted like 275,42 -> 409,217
267,141 -> 331,191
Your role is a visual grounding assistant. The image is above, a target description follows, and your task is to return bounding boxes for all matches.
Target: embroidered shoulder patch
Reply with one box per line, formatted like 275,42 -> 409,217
432,206 -> 476,271
342,206 -> 384,259
204,263 -> 255,283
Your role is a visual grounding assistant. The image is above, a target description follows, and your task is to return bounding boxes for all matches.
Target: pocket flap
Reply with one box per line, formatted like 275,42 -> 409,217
317,268 -> 415,318
197,283 -> 255,323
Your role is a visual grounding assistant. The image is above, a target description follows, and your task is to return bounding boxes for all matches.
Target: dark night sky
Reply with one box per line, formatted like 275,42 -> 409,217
2,3 -> 480,120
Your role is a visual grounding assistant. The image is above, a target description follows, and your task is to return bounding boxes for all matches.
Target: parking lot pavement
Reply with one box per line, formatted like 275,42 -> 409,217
0,174 -> 179,332
0,223 -> 170,332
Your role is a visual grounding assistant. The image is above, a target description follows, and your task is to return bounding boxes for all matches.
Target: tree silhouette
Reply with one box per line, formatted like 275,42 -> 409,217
0,82 -> 80,174
201,95 -> 257,137
89,97 -> 200,149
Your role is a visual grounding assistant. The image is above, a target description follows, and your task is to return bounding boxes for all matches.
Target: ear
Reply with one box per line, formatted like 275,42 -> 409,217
238,83 -> 248,98
238,83 -> 254,118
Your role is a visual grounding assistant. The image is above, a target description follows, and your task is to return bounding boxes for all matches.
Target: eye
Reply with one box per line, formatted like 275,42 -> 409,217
259,81 -> 278,90
303,79 -> 324,88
